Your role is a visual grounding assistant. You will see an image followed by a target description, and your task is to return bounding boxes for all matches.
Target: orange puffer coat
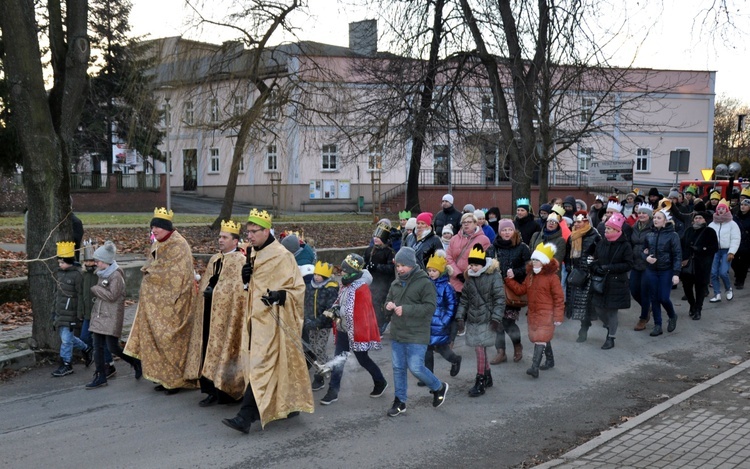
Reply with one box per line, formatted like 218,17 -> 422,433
505,259 -> 564,343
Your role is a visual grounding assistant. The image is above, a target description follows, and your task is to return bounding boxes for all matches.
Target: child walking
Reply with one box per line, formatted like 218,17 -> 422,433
303,261 -> 339,391
455,244 -> 505,397
505,243 -> 565,378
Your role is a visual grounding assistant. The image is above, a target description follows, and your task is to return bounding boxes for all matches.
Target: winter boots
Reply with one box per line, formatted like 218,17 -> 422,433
576,327 -> 588,343
526,344 -> 546,378
484,369 -> 493,388
601,336 -> 615,350
85,371 -> 107,390
490,349 -> 507,364
468,374 -> 486,397
539,342 -> 555,370
513,343 -> 523,362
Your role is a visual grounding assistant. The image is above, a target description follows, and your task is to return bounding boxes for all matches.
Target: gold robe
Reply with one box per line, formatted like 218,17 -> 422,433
125,230 -> 200,389
242,239 -> 313,427
191,250 -> 247,399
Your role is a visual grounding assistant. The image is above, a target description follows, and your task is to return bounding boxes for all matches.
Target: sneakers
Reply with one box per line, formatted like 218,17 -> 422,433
370,380 -> 388,398
649,324 -> 663,337
83,346 -> 94,367
311,374 -> 325,392
432,382 -> 448,408
85,372 -> 108,390
51,363 -> 74,377
726,289 -> 734,301
709,294 -> 721,303
667,315 -> 677,333
450,356 -> 462,377
105,364 -> 117,379
387,398 -> 406,417
320,389 -> 338,405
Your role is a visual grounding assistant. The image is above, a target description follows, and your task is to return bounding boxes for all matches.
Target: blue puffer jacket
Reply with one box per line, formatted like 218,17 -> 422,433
429,274 -> 456,346
643,223 -> 682,273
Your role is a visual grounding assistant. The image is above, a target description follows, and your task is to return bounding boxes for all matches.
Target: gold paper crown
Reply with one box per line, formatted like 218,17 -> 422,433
468,244 -> 486,262
247,208 -> 272,228
56,241 -> 76,258
153,207 -> 174,221
426,250 -> 448,274
343,253 -> 363,271
531,242 -> 557,265
314,261 -> 334,278
220,219 -> 241,235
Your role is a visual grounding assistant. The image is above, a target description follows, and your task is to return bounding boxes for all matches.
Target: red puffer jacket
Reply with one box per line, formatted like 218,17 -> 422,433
505,259 -> 564,343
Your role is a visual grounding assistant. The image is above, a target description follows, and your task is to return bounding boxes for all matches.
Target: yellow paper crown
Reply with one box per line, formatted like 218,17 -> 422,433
56,241 -> 76,258
467,244 -> 486,263
426,251 -> 448,274
153,207 -> 174,221
741,186 -> 750,198
314,261 -> 334,278
220,219 -> 241,235
531,242 -> 557,265
710,190 -> 721,200
247,208 -> 272,229
718,198 -> 729,207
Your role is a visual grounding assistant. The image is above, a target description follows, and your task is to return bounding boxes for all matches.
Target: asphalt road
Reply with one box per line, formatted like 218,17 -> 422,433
1,288 -> 749,469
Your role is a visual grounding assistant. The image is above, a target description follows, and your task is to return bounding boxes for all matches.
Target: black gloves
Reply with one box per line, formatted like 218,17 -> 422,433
241,263 -> 253,284
261,289 -> 286,306
456,273 -> 465,283
593,264 -> 608,276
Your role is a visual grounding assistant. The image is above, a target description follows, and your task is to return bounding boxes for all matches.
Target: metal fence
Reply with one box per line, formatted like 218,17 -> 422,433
116,173 -> 161,190
419,169 -> 585,186
70,173 -> 110,190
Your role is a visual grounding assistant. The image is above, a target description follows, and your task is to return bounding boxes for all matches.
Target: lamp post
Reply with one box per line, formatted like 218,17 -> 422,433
164,93 -> 172,211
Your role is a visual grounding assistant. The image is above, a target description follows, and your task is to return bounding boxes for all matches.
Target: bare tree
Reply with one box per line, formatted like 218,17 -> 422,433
0,0 -> 90,349
713,95 -> 749,178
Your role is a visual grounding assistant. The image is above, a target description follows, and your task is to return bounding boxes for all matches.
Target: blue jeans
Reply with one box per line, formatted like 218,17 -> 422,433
329,330 -> 385,392
645,269 -> 676,326
561,265 -> 568,302
711,249 -> 732,294
59,326 -> 88,363
81,319 -> 112,363
629,269 -> 650,320
391,341 -> 441,403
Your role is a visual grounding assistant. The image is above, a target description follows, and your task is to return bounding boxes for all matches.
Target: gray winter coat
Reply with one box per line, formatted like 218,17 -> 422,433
54,266 -> 83,328
455,259 -> 505,347
88,268 -> 126,337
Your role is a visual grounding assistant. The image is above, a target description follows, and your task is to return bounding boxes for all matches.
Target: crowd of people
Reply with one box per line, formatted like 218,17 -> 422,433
47,182 -> 749,432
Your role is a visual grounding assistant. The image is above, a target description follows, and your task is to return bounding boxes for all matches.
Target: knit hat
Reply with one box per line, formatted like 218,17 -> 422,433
426,249 -> 448,274
405,217 -> 417,230
463,204 -> 476,213
442,224 -> 454,235
605,213 -> 626,231
442,194 -> 454,205
710,190 -> 721,200
516,197 -> 530,211
377,218 -> 392,228
573,210 -> 589,222
93,240 -> 116,265
313,261 -> 334,278
473,209 -> 486,220
398,210 -> 411,220
693,200 -> 706,213
281,234 -> 300,254
82,240 -> 95,261
693,211 -> 710,223
394,247 -> 417,268
497,218 -> 515,232
341,253 -> 364,274
373,222 -> 391,242
531,243 -> 556,265
150,207 -> 174,231
636,203 -> 653,216
606,200 -> 623,213
539,203 -> 552,214
667,189 -> 680,199
551,204 -> 565,217
648,187 -> 660,197
467,243 -> 486,266
416,212 -> 433,226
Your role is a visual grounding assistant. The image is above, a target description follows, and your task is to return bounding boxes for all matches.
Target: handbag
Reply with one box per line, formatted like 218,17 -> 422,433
504,278 -> 528,308
567,268 -> 588,288
682,256 -> 695,276
590,272 -> 607,294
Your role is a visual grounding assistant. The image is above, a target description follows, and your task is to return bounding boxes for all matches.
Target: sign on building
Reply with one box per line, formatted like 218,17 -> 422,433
588,160 -> 634,189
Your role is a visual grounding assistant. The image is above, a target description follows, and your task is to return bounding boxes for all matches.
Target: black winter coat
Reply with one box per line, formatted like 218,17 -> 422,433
734,211 -> 750,254
629,221 -> 653,272
434,206 -> 462,236
514,214 -> 541,246
591,234 -> 633,310
406,230 -> 444,269
304,279 -> 339,330
54,266 -> 83,328
565,227 -> 600,321
364,244 -> 396,326
493,238 -> 530,284
680,225 -> 718,284
643,223 -> 682,273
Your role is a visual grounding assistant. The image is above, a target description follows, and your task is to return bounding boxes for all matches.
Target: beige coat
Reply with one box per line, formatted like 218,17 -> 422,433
88,267 -> 126,337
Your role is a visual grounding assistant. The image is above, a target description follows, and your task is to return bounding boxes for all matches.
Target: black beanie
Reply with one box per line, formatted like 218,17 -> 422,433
648,187 -> 660,197
150,217 -> 174,231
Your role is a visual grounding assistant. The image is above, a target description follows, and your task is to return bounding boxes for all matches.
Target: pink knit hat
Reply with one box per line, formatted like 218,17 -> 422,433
605,212 -> 626,231
416,212 -> 433,226
497,218 -> 515,232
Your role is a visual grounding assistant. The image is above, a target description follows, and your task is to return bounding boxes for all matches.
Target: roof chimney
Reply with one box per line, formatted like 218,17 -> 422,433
349,20 -> 377,57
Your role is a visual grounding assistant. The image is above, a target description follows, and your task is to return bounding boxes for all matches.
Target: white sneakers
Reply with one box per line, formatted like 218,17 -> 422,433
727,289 -> 734,301
709,294 -> 721,303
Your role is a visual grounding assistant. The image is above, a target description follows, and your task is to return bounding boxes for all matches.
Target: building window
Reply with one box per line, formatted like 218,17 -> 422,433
238,155 -> 245,172
233,95 -> 244,117
322,144 -> 337,171
578,147 -> 593,171
209,148 -> 220,173
162,103 -> 172,127
581,97 -> 595,123
165,151 -> 172,174
368,145 -> 382,171
636,148 -> 650,172
481,96 -> 496,121
266,145 -> 277,171
265,89 -> 279,119
210,98 -> 220,123
184,101 -> 194,125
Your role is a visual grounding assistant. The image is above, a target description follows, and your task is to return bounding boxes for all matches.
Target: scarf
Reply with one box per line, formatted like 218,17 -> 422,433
569,223 -> 592,259
713,210 -> 733,224
96,260 -> 119,279
467,259 -> 490,277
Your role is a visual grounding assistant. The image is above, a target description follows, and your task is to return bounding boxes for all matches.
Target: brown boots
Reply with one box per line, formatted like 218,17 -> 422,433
513,343 -> 523,362
490,349 -> 507,365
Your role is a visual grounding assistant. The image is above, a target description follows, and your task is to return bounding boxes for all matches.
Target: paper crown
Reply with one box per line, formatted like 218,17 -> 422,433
220,219 -> 241,235
710,190 -> 721,200
343,253 -> 363,271
717,198 -> 730,208
56,241 -> 75,258
467,243 -> 486,265
741,186 -> 750,197
313,261 -> 334,278
685,184 -> 699,196
636,203 -> 653,214
247,208 -> 272,229
573,210 -> 589,222
595,194 -> 606,202
551,204 -> 565,217
657,208 -> 673,221
531,243 -> 557,265
82,239 -> 95,260
398,210 -> 411,220
516,197 -> 530,208
606,201 -> 623,212
426,249 -> 448,274
657,198 -> 672,211
153,207 -> 174,221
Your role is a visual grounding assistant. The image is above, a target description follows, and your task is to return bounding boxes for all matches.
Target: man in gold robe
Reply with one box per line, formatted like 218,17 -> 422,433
222,209 -> 313,433
193,220 -> 247,406
124,208 -> 200,393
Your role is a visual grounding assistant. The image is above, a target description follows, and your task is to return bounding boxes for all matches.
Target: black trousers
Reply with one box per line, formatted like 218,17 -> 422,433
92,332 -> 136,374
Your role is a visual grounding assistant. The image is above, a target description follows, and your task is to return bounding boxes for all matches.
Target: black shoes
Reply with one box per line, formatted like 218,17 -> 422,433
370,380 -> 388,398
484,370 -> 493,388
199,394 -> 219,407
539,342 -> 555,370
576,327 -> 588,343
83,347 -> 94,367
320,389 -> 338,405
311,374 -> 325,391
432,382 -> 448,408
105,364 -> 117,379
667,315 -> 677,333
222,416 -> 252,434
468,374 -> 485,397
601,337 -> 615,350
450,356 -> 462,377
650,325 -> 663,336
526,344 -> 545,378
51,363 -> 74,377
133,359 -> 142,380
85,372 -> 107,390
387,398 -> 406,417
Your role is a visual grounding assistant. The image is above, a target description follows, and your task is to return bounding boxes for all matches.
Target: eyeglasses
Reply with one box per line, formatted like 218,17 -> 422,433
462,221 -> 475,225
246,228 -> 264,235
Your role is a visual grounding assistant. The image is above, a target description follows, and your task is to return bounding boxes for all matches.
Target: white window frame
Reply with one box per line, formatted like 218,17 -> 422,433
581,97 -> 595,124
233,95 -> 244,117
367,145 -> 383,172
636,148 -> 651,173
578,147 -> 593,171
481,95 -> 496,121
162,103 -> 172,127
322,144 -> 338,171
209,148 -> 220,173
265,89 -> 279,119
209,98 -> 220,123
266,144 -> 278,171
184,101 -> 194,125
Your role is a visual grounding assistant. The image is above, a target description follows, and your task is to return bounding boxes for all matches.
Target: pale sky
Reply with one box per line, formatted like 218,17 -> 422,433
129,0 -> 750,104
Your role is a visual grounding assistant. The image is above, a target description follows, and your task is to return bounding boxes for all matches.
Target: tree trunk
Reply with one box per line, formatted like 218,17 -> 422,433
1,0 -> 90,350
212,118 -> 252,230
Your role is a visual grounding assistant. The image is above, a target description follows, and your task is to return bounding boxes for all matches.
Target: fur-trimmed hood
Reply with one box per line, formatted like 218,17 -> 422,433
465,257 -> 500,277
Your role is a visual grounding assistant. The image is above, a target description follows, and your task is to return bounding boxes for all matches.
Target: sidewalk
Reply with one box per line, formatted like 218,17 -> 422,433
535,359 -> 750,468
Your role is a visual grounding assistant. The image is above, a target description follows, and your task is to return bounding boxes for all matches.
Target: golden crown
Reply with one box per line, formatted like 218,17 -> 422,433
153,207 -> 174,221
247,208 -> 272,228
56,241 -> 76,258
468,245 -> 486,261
314,261 -> 334,278
344,253 -> 363,270
220,219 -> 241,235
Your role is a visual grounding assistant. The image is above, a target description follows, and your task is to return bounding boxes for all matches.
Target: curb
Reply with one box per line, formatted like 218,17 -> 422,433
534,358 -> 750,468
0,348 -> 36,371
